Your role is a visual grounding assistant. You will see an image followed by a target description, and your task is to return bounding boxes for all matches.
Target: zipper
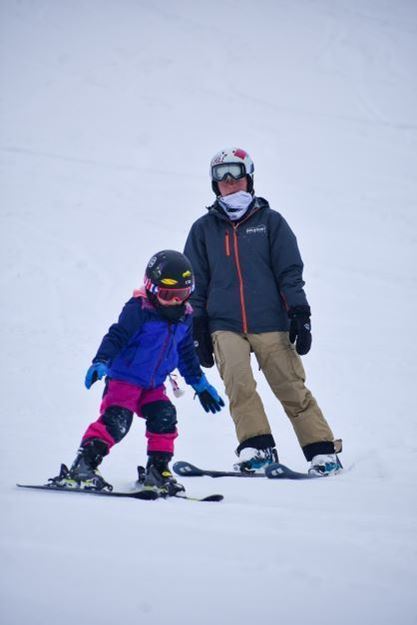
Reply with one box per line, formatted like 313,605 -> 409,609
224,230 -> 231,256
232,227 -> 248,333
229,206 -> 262,334
150,324 -> 172,387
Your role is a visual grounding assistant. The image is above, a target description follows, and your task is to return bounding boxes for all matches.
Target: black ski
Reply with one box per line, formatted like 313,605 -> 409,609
16,483 -> 159,499
17,482 -> 223,502
172,492 -> 223,502
173,460 -> 265,478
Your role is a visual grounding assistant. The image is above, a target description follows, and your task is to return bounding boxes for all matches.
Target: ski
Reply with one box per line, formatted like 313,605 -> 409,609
16,483 -> 159,499
173,460 -> 328,481
17,482 -> 223,502
173,460 -> 265,478
265,463 -> 319,480
266,460 -> 343,480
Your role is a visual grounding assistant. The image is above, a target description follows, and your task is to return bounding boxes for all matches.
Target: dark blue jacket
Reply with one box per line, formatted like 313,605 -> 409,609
93,292 -> 203,389
184,197 -> 309,334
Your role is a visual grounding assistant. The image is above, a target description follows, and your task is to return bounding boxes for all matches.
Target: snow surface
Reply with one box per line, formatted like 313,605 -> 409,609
1,1 -> 417,624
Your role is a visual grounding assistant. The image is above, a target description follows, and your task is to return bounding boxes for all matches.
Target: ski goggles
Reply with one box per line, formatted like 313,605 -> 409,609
156,286 -> 193,302
212,162 -> 246,182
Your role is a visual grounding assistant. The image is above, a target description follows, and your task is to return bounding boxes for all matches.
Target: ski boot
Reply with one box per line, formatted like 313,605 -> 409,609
308,453 -> 342,477
233,446 -> 279,474
142,453 -> 185,497
49,439 -> 112,492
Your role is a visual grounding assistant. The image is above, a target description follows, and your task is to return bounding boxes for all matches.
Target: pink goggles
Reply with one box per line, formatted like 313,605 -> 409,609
157,286 -> 193,302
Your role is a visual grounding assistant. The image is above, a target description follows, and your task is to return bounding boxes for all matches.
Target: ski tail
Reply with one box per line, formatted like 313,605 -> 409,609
16,483 -> 159,499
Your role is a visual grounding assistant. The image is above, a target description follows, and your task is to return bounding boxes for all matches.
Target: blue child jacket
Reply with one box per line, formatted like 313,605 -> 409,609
92,292 -> 203,389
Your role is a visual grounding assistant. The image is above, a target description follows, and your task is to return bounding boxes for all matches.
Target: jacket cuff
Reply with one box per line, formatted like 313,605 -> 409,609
288,305 -> 311,319
92,356 -> 109,364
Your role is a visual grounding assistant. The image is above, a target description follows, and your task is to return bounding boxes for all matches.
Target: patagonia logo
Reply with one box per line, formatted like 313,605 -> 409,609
246,225 -> 267,235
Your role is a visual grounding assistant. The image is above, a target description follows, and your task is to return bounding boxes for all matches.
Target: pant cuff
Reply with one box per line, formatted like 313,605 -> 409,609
146,430 -> 177,454
237,434 -> 276,454
302,441 -> 336,461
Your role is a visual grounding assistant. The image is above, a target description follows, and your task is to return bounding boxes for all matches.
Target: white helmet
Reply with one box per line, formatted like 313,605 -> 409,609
210,147 -> 255,195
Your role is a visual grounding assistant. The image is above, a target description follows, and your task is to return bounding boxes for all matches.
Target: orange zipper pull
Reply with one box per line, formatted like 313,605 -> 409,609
224,230 -> 231,256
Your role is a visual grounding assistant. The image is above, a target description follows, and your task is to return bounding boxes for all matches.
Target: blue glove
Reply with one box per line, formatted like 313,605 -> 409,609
192,374 -> 225,414
85,361 -> 109,389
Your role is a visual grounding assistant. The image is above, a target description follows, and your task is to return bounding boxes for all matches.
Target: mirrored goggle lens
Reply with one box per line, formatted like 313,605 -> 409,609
157,287 -> 192,302
212,163 -> 246,182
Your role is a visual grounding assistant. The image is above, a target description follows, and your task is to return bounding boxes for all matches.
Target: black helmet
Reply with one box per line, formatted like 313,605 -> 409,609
144,250 -> 194,303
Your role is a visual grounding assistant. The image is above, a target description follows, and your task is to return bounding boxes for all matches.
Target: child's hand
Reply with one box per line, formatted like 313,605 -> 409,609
192,375 -> 225,414
85,361 -> 109,389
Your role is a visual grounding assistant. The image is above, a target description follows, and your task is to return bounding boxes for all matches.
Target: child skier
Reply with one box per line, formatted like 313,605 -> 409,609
52,250 -> 224,495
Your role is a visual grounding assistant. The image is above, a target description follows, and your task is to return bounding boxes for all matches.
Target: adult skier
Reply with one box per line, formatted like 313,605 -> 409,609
51,250 -> 224,495
184,148 -> 341,476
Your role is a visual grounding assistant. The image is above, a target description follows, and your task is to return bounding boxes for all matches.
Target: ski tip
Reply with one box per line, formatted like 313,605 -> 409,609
172,461 -> 204,476
201,494 -> 224,502
173,493 -> 224,502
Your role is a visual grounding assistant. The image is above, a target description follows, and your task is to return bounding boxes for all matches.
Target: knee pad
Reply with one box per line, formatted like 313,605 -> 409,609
142,401 -> 177,434
101,406 -> 133,443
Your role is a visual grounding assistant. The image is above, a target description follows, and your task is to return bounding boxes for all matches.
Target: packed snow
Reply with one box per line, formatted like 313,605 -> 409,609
1,1 -> 416,624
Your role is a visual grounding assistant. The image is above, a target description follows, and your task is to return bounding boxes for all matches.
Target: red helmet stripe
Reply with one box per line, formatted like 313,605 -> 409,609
233,148 -> 248,160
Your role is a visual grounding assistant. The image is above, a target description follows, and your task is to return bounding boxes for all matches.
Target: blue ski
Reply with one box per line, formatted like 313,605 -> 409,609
173,460 -> 265,478
173,460 -> 323,480
265,463 -> 318,480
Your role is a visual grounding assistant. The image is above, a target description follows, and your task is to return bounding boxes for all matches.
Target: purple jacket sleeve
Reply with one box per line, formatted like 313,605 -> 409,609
92,298 -> 143,364
177,319 -> 204,386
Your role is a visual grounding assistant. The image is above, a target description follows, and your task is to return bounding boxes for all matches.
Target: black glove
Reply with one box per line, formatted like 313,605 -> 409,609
193,316 -> 214,368
288,305 -> 312,356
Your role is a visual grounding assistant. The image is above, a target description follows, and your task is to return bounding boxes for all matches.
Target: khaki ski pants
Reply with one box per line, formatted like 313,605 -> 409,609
212,330 -> 334,448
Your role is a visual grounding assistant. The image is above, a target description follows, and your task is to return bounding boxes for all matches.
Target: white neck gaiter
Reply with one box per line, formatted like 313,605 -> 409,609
219,191 -> 253,221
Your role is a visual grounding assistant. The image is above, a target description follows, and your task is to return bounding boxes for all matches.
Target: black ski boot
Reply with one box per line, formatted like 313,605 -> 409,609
142,452 -> 185,496
50,439 -> 112,492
